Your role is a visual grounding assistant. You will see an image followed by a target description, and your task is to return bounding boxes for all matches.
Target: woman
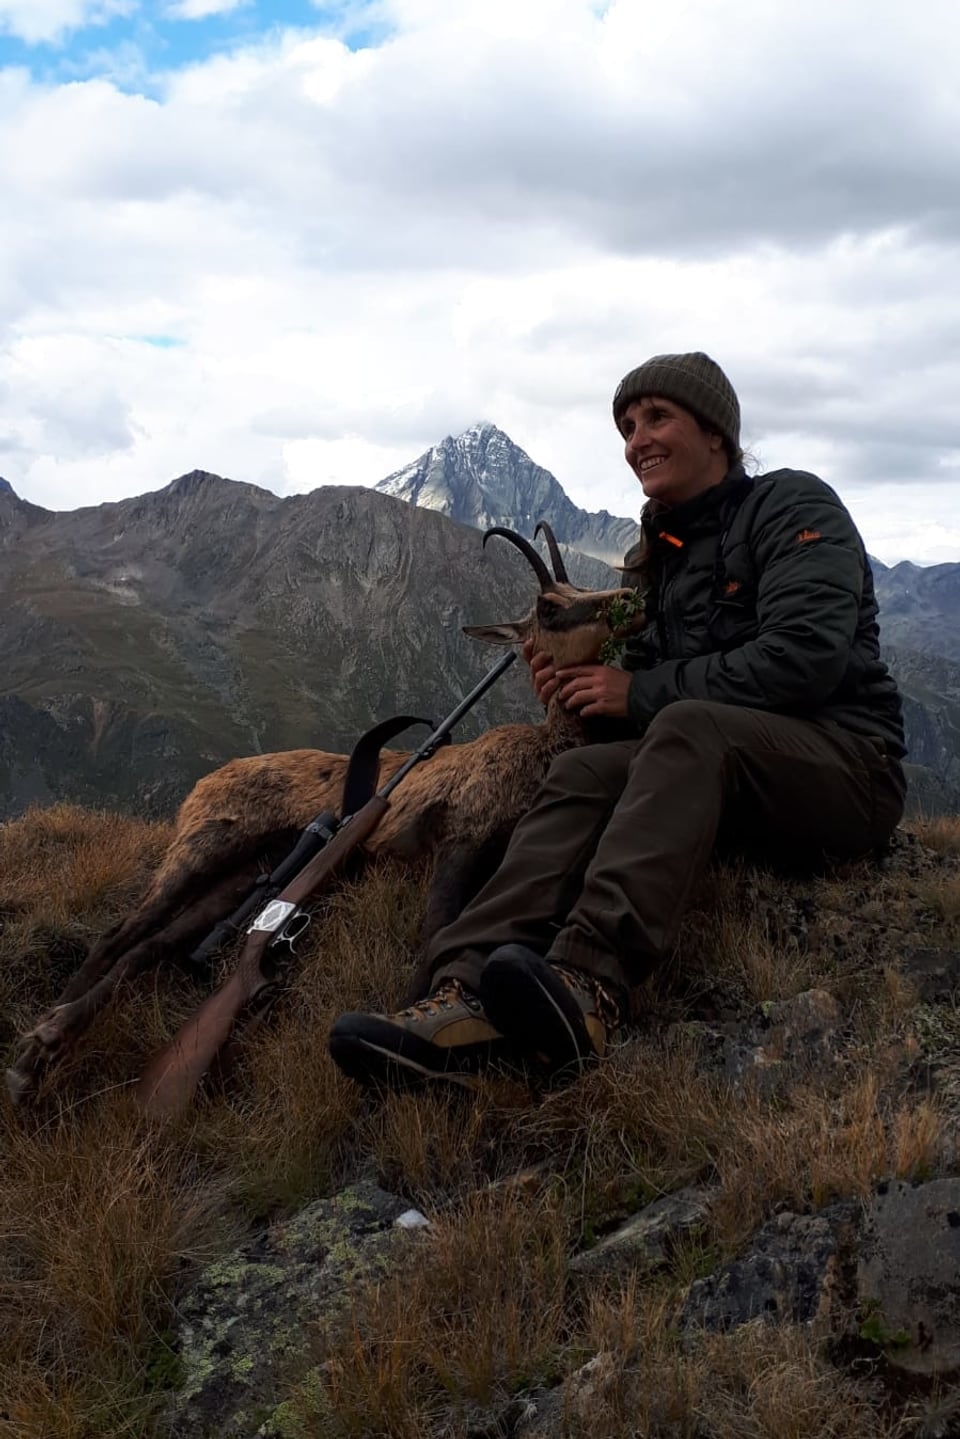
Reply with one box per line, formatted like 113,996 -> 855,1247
329,352 -> 906,1087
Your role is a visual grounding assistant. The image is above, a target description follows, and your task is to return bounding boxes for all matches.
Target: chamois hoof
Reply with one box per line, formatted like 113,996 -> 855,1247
5,1064 -> 37,1106
5,1014 -> 71,1105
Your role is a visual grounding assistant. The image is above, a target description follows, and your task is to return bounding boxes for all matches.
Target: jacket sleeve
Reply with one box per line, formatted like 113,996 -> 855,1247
626,473 -> 865,728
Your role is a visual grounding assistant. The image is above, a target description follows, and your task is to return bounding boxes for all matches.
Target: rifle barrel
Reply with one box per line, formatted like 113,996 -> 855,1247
380,650 -> 517,799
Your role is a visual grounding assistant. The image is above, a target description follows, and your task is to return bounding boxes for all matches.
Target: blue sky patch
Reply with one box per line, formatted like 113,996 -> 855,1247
0,2 -> 388,92
135,334 -> 187,348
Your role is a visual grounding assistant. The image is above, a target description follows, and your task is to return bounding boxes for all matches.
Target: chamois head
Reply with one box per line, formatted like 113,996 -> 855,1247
463,522 -> 646,668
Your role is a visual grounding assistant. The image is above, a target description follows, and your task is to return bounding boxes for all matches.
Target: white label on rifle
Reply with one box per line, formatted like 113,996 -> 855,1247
249,899 -> 298,934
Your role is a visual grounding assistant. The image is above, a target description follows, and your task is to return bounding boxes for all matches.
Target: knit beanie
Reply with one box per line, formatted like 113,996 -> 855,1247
612,352 -> 741,453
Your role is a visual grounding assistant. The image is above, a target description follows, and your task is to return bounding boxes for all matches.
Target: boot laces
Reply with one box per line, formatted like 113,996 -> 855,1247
397,979 -> 480,1023
551,964 -> 623,1034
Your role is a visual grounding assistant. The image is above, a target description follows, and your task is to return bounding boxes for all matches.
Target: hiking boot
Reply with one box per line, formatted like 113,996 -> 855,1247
479,944 -> 624,1076
328,979 -> 503,1089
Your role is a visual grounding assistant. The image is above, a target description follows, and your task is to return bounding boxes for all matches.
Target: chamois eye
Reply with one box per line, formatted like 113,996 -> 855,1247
537,597 -> 561,623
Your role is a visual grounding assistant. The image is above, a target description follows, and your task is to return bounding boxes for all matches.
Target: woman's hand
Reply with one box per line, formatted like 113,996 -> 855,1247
522,638 -> 560,706
555,664 -> 632,718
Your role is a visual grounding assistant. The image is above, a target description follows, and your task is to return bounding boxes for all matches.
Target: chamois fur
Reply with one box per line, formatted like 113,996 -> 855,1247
6,524 -> 645,1104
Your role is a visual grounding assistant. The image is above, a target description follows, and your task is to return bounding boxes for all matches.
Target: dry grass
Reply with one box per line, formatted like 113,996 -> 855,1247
0,805 -> 171,1053
0,1102 -> 231,1439
677,863 -> 824,1005
301,1187 -> 570,1437
501,1034 -> 948,1255
914,813 -> 960,856
915,873 -> 960,934
1,805 -> 959,1436
0,805 -> 170,947
573,1288 -> 902,1439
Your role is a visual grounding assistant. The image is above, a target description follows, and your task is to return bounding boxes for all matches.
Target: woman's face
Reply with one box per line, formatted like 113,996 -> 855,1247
619,395 -> 727,506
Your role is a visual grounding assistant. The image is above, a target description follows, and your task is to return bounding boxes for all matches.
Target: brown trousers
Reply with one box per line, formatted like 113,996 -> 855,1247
423,700 -> 906,998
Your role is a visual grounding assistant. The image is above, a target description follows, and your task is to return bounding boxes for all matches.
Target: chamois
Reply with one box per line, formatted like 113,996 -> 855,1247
6,524 -> 645,1104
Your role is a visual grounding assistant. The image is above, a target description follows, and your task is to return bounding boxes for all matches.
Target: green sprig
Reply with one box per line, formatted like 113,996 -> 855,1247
597,589 -> 646,665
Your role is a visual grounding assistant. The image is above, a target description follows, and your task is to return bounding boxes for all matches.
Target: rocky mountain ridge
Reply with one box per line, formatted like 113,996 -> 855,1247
0,470 -> 547,816
1,429 -> 959,818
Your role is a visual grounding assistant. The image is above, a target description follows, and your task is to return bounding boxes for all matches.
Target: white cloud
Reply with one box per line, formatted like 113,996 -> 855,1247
0,0 -> 134,45
1,0 -> 959,562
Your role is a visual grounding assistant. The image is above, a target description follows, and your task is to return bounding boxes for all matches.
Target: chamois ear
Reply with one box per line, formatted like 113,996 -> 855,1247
462,620 -> 531,646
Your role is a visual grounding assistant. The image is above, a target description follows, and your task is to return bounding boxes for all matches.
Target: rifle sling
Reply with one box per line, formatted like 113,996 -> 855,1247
340,713 -> 446,816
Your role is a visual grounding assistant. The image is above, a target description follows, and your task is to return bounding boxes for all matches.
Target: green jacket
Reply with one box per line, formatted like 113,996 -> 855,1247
619,464 -> 906,759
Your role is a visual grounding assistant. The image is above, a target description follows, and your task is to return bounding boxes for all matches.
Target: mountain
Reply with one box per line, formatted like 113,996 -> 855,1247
0,472 -> 548,818
1,430 -> 959,820
872,560 -> 960,664
376,422 -> 639,574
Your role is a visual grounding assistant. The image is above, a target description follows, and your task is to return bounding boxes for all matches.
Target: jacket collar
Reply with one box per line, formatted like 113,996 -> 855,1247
641,462 -> 751,543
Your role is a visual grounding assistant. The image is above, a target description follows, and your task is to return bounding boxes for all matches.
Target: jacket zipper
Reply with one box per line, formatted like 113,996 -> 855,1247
658,552 -> 685,658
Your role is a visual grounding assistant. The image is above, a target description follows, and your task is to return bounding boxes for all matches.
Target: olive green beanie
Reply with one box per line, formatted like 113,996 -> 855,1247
612,352 -> 741,453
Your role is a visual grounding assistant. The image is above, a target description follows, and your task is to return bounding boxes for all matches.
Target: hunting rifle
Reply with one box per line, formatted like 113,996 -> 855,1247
136,650 -> 517,1117
185,707 -> 446,968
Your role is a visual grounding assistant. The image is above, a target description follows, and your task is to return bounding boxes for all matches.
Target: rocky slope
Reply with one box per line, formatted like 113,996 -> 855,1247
6,804 -> 957,1439
0,473 -> 544,817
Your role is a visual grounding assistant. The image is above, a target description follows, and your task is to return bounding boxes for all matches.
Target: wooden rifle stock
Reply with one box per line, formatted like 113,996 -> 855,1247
136,796 -> 389,1117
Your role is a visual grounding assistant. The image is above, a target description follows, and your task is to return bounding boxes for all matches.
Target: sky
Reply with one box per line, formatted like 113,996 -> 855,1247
1,0 -> 958,565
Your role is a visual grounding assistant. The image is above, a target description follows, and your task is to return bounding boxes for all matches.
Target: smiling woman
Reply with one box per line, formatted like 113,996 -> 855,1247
329,349 -> 909,1092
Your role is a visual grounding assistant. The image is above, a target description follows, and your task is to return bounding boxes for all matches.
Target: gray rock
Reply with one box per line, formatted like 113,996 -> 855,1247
680,1203 -> 857,1334
735,989 -> 842,1094
169,1182 -> 412,1439
570,1185 -> 712,1278
901,948 -> 960,1005
857,1178 -> 960,1376
675,988 -> 843,1099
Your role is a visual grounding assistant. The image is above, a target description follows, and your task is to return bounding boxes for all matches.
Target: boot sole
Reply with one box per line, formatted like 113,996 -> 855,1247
328,1015 -> 485,1091
480,950 -> 595,1075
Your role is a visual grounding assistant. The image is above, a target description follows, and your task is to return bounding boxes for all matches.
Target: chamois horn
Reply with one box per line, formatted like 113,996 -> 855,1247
482,527 -> 553,591
533,520 -> 571,586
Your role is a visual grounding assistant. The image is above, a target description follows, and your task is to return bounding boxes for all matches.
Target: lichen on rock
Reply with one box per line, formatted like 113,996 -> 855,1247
169,1182 -> 414,1439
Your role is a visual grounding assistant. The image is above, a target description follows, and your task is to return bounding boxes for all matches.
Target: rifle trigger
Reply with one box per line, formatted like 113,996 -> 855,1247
272,910 -> 312,953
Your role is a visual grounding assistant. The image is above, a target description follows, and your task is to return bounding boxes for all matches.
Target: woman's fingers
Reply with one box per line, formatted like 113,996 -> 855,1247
528,650 -> 557,705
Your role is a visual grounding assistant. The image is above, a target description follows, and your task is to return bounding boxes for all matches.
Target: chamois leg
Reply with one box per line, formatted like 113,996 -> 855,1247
402,832 -> 511,1004
5,860 -> 269,1105
57,819 -> 291,1006
420,834 -> 511,941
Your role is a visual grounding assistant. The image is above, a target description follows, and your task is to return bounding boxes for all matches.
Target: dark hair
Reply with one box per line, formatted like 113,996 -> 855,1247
686,405 -> 743,468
